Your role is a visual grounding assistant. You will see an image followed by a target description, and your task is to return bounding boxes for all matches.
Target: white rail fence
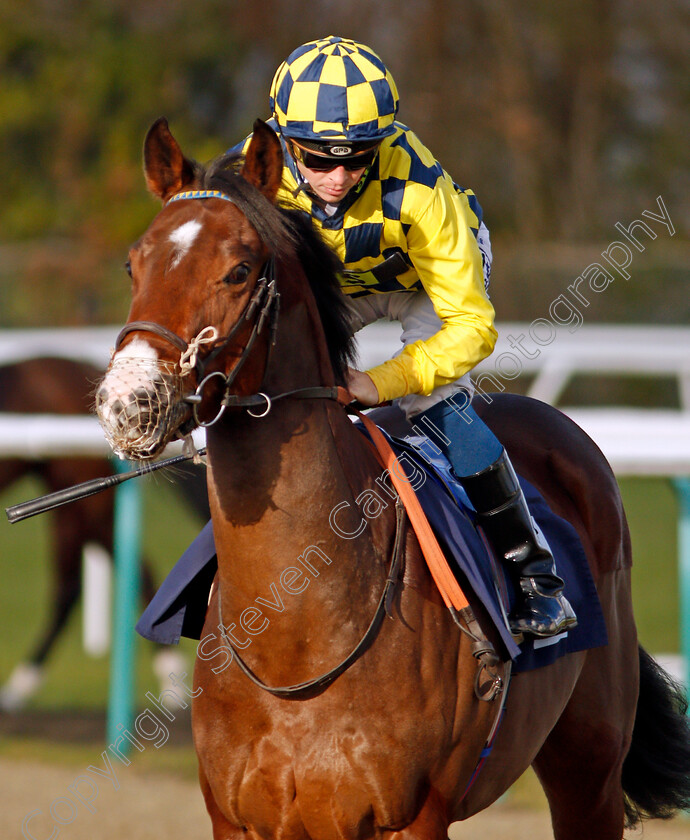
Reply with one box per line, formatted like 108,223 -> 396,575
2,322 -> 690,473
0,324 -> 688,733
359,321 -> 690,408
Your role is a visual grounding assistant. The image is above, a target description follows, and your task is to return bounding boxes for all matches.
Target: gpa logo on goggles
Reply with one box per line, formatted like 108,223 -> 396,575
328,146 -> 353,156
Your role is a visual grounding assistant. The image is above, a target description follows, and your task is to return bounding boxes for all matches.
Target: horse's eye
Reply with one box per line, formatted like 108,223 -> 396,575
125,260 -> 132,278
225,263 -> 251,285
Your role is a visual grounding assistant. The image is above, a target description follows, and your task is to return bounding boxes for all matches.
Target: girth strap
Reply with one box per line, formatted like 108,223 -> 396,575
348,405 -> 470,612
342,394 -> 505,702
213,386 -> 504,704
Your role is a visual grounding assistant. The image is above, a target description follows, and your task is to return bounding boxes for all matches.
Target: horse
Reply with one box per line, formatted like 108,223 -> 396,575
95,117 -> 690,840
0,356 -> 209,711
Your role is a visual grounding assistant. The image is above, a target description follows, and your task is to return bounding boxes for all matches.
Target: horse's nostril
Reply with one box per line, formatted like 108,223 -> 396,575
122,400 -> 143,424
133,385 -> 153,400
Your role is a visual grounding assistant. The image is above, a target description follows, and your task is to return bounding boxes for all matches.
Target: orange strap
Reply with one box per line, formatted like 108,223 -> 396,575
336,388 -> 469,611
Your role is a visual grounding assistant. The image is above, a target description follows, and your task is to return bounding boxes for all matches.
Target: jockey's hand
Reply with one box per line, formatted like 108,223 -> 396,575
346,367 -> 380,407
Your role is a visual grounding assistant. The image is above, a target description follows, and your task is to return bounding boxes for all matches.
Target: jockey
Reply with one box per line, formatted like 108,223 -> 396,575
248,36 -> 576,639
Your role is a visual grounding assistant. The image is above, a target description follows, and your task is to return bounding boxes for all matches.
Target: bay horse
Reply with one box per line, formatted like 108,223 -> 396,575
95,117 -> 690,840
0,356 -> 208,711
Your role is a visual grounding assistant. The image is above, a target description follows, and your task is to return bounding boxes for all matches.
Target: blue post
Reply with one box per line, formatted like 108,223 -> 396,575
673,477 -> 690,691
106,461 -> 143,749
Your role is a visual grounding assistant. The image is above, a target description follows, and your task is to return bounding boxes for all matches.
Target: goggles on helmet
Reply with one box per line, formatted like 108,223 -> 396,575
289,139 -> 380,172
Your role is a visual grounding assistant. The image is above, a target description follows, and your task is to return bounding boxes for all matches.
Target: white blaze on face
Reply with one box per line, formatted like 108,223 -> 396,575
113,338 -> 158,364
169,219 -> 202,268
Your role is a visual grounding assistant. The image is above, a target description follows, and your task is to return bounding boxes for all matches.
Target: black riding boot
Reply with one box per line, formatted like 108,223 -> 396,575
459,450 -> 577,638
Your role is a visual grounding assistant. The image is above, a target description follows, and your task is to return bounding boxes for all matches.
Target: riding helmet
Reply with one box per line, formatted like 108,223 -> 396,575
270,36 -> 399,148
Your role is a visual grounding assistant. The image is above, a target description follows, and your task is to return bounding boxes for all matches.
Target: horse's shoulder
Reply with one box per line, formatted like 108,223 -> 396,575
474,393 -> 632,577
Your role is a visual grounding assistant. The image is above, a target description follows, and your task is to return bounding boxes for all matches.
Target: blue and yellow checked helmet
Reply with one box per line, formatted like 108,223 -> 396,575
270,36 -> 399,144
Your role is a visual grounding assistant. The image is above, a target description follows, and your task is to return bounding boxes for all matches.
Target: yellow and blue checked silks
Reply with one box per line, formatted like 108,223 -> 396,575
230,120 -> 497,403
270,36 -> 399,142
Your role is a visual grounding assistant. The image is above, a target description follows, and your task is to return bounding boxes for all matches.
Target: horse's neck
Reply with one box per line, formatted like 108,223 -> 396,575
206,398 -> 380,568
206,398 -> 391,671
205,288 -> 391,646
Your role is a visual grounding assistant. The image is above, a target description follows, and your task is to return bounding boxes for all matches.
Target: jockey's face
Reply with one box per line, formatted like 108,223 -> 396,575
294,158 -> 366,205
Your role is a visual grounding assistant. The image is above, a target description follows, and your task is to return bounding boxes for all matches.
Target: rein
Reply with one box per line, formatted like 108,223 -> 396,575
216,499 -> 408,699
214,406 -> 505,703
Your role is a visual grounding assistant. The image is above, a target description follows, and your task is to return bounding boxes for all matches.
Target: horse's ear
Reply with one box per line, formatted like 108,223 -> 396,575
143,118 -> 197,202
241,119 -> 283,203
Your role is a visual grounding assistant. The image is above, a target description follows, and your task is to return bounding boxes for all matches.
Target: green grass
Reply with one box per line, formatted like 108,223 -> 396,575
0,473 -> 682,714
621,478 -> 680,652
0,474 -> 202,712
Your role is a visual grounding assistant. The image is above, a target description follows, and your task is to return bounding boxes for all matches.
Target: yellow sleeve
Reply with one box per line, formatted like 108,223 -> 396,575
366,181 -> 497,402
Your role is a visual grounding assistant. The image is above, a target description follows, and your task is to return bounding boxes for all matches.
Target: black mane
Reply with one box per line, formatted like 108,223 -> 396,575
198,152 -> 357,383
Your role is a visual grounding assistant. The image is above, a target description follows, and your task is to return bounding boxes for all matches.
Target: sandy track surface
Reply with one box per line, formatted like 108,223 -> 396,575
3,757 -> 688,840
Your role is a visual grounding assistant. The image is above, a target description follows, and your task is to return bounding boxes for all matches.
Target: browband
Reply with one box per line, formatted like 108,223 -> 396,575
166,189 -> 235,205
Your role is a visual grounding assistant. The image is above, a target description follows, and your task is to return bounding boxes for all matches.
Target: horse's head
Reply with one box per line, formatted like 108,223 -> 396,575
96,118 -> 290,460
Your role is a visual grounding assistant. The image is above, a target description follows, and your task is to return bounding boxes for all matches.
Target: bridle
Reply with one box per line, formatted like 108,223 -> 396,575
114,187 -> 342,428
115,261 -> 284,425
113,267 -> 344,428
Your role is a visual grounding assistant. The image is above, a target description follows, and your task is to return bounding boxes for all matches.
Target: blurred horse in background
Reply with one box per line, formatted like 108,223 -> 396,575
0,356 -> 209,711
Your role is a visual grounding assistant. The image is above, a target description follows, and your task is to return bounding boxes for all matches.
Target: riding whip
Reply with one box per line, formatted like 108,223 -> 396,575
5,449 -> 205,524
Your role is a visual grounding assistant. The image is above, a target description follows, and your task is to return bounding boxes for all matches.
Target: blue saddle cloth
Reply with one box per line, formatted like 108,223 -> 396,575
137,429 -> 607,673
